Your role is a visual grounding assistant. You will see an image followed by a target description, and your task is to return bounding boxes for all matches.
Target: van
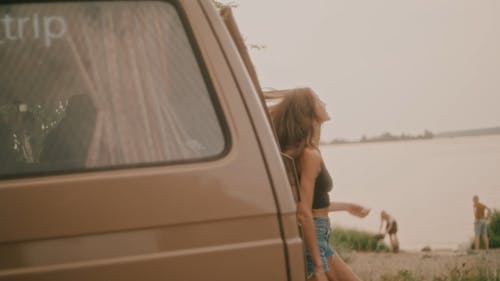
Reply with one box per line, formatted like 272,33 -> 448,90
0,1 -> 305,280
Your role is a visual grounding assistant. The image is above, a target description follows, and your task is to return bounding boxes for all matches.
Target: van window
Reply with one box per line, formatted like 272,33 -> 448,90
0,2 -> 226,178
281,153 -> 301,203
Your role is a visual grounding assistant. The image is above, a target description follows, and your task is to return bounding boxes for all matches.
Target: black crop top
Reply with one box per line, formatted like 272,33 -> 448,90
312,161 -> 333,209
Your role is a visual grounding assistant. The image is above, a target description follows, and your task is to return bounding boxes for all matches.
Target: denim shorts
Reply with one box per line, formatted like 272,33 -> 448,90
305,216 -> 335,276
474,219 -> 487,236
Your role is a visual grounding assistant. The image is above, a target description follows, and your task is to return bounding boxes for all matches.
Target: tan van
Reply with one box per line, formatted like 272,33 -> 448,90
0,1 -> 305,280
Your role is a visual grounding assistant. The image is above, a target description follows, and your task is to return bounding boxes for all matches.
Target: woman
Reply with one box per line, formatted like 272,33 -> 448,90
267,87 -> 369,281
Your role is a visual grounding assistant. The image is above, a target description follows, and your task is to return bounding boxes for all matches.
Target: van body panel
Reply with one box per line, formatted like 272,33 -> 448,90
0,147 -> 276,243
0,241 -> 286,281
0,216 -> 283,269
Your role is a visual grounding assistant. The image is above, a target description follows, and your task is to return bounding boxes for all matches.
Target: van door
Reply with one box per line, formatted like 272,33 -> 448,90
213,4 -> 307,281
0,1 -> 289,280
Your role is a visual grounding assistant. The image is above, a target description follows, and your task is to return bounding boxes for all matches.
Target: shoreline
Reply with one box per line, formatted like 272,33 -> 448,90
322,133 -> 500,147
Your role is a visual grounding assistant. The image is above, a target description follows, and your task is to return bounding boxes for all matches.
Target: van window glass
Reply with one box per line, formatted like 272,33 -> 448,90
0,2 -> 226,178
281,153 -> 301,203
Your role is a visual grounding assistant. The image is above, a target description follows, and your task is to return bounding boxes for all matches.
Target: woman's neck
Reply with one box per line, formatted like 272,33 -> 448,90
311,121 -> 321,147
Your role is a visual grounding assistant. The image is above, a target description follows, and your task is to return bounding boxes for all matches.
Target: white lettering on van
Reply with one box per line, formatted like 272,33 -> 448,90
18,17 -> 30,39
33,14 -> 40,39
0,13 -> 67,47
43,16 -> 67,47
1,14 -> 17,40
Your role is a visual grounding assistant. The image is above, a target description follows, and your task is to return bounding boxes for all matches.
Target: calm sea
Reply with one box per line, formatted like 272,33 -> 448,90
321,135 -> 500,250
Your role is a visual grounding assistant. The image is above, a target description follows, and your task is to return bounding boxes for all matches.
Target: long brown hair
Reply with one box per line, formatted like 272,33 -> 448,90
265,87 -> 319,158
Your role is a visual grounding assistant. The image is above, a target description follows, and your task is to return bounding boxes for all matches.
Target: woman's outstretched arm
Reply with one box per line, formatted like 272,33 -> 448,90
329,201 -> 370,218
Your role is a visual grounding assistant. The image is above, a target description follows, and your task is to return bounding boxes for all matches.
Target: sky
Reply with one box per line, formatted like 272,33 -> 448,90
230,0 -> 500,141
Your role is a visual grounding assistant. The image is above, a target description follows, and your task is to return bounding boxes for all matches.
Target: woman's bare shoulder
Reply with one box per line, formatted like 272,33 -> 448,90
300,147 -> 322,168
302,146 -> 321,157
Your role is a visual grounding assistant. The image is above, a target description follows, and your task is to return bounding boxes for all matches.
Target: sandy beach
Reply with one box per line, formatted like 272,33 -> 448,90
346,249 -> 500,281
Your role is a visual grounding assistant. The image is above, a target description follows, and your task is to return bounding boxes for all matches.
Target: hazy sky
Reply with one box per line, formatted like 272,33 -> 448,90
231,0 -> 500,141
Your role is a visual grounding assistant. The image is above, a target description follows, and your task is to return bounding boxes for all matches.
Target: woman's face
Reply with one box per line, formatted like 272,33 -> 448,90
314,94 -> 330,123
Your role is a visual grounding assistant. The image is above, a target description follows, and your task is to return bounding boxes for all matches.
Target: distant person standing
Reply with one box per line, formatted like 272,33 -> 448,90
472,195 -> 491,251
379,210 -> 399,253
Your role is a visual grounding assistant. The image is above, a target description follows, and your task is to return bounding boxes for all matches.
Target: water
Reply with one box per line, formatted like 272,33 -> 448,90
321,135 -> 500,250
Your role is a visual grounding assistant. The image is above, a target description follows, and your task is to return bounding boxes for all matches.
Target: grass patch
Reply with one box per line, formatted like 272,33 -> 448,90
330,227 -> 390,256
488,210 -> 500,249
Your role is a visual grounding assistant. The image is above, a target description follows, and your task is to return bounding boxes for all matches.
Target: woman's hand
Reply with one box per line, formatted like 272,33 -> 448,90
348,204 -> 370,218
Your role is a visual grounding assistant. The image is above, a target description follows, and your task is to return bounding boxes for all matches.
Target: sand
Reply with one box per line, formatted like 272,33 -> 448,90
345,249 -> 500,281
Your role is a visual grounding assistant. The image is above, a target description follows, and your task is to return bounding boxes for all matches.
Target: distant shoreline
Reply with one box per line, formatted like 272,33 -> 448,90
323,126 -> 500,146
436,126 -> 500,138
